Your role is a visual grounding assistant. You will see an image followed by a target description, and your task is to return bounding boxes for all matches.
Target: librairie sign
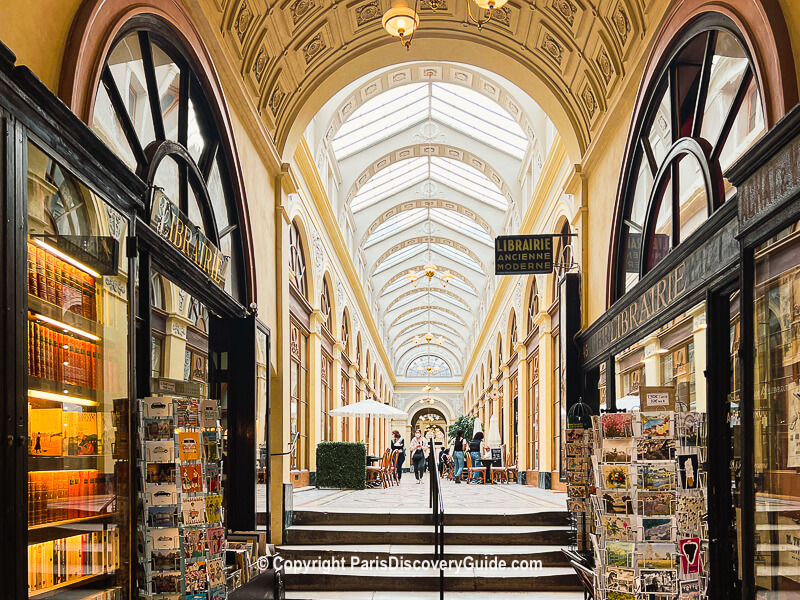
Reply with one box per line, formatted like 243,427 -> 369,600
495,235 -> 553,274
150,190 -> 228,289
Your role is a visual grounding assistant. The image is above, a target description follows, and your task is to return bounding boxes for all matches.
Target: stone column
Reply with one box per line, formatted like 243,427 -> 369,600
348,363 -> 357,442
536,310 -> 553,482
501,364 -> 512,460
332,342 -> 344,442
307,310 -> 323,472
515,342 -> 528,478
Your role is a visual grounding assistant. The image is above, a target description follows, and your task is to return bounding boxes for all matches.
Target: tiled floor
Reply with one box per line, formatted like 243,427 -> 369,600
292,473 -> 567,514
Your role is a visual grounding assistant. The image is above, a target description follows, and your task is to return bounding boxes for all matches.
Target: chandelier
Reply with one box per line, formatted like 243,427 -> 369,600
382,0 -> 507,47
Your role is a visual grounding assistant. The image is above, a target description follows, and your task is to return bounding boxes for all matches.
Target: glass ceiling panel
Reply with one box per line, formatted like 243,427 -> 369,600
365,209 -> 426,247
448,277 -> 477,295
383,277 -> 411,295
332,84 -> 428,159
373,244 -> 427,274
398,321 -> 461,338
430,243 -> 483,272
406,355 -> 452,378
431,208 -> 493,245
387,293 -> 421,311
351,158 -> 428,212
430,157 -> 507,209
429,290 -> 468,310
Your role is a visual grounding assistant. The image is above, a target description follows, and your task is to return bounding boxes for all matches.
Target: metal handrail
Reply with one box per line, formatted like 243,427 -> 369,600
428,450 -> 444,600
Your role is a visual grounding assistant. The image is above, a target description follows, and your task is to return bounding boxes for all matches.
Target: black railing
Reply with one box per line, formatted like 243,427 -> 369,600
428,451 -> 444,600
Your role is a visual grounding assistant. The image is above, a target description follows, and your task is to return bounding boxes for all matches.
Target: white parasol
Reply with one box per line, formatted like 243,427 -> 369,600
487,414 -> 502,448
472,418 -> 483,436
330,399 -> 407,451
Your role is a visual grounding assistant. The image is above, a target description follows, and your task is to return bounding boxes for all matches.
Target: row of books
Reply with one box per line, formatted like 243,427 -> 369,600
28,469 -> 105,525
27,242 -> 97,320
29,408 -> 99,458
28,319 -> 99,389
28,528 -> 119,592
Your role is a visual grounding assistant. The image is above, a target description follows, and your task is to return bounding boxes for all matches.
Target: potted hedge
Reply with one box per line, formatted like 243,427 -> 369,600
315,442 -> 367,489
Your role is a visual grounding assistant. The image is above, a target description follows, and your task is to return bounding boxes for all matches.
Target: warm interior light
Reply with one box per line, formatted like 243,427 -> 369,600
423,263 -> 437,280
35,314 -> 100,341
29,389 -> 98,407
34,239 -> 101,278
382,1 -> 419,38
413,336 -> 422,345
425,332 -> 434,343
436,336 -> 445,345
441,271 -> 454,287
473,0 -> 508,9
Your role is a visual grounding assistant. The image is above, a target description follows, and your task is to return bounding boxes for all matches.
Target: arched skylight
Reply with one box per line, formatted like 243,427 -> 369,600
364,209 -> 427,247
406,355 -> 452,378
430,209 -> 492,245
351,158 -> 428,212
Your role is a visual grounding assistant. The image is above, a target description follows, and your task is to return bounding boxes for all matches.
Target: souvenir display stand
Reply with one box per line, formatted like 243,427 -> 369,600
565,400 -> 595,555
574,388 -> 708,600
137,393 -> 227,600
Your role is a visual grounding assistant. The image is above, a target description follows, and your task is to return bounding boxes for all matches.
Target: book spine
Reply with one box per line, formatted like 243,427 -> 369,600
44,253 -> 55,305
27,241 -> 37,296
54,256 -> 63,308
36,248 -> 46,301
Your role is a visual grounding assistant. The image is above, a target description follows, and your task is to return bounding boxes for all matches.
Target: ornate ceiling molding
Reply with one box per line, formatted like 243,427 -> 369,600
383,287 -> 472,314
388,305 -> 468,330
378,265 -> 480,297
371,235 -> 485,275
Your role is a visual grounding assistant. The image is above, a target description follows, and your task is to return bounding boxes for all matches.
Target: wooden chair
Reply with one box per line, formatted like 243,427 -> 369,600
505,451 -> 518,484
366,449 -> 389,487
465,452 -> 486,484
388,450 -> 400,486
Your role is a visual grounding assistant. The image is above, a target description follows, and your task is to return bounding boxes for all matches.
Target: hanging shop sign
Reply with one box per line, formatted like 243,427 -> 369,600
495,235 -> 553,274
579,215 -> 738,368
150,190 -> 228,289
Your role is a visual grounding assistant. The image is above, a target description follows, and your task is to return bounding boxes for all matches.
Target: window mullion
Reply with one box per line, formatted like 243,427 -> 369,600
178,71 -> 189,147
100,67 -> 148,171
691,31 -> 717,139
671,160 -> 680,246
138,31 -> 167,141
711,66 -> 754,165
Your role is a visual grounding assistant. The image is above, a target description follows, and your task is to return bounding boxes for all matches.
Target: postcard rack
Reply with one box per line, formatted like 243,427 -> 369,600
575,388 -> 709,600
136,394 -> 227,600
565,400 -> 595,555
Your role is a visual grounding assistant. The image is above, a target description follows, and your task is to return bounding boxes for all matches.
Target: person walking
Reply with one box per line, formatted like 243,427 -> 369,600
450,429 -> 467,483
409,429 -> 429,484
469,431 -> 485,483
390,429 -> 406,481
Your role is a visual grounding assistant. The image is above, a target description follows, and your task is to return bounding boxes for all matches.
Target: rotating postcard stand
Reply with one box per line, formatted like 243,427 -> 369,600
565,399 -> 595,555
572,387 -> 709,600
136,386 -> 226,600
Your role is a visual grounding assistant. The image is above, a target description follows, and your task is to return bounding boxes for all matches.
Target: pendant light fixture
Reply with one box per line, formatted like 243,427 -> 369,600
466,0 -> 508,29
382,0 -> 420,50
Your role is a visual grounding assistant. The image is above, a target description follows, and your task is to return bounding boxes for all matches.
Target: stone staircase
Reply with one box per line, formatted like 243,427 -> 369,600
279,509 -> 583,598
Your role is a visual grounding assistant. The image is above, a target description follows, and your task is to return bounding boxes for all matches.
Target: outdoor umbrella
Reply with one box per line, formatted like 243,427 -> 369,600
473,418 -> 483,436
487,414 -> 502,448
330,398 -> 408,452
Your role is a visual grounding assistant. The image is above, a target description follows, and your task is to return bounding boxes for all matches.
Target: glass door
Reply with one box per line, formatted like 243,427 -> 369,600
26,142 -> 131,599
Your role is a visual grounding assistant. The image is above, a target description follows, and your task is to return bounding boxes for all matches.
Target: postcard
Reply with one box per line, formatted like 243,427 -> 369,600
209,588 -> 226,600
637,542 -> 676,568
152,571 -> 181,594
185,560 -> 207,593
146,439 -> 175,463
640,568 -> 677,594
678,412 -> 703,446
206,494 -> 222,524
642,517 -> 674,541
606,592 -> 635,600
207,557 -> 225,588
144,396 -> 172,418
149,528 -> 179,550
151,549 -> 180,571
184,527 -> 207,558
200,398 -> 218,429
148,505 -> 178,528
183,498 -> 206,525
679,537 -> 702,574
567,499 -> 586,513
637,438 -> 675,461
566,456 -> 587,471
640,412 -> 672,437
144,418 -> 174,440
606,541 -> 633,567
640,491 -> 676,516
203,431 -> 219,461
676,495 -> 705,534
678,454 -> 700,489
603,439 -> 633,463
147,483 -> 177,507
680,579 -> 702,594
207,526 -> 224,555
565,442 -> 588,456
603,491 -> 634,515
601,515 -> 633,541
566,428 -> 585,442
568,485 -> 588,499
181,464 -> 203,493
638,461 -> 676,491
146,463 -> 176,484
177,398 -> 200,428
605,567 -> 635,593
179,432 -> 202,461
602,413 -> 633,438
567,470 -> 586,484
602,464 -> 631,489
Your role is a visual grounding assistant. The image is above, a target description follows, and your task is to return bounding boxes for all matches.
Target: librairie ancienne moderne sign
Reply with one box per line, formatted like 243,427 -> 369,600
150,190 -> 228,289
495,235 -> 554,274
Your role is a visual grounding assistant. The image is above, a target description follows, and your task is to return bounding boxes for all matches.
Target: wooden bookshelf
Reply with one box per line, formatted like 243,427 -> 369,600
28,294 -> 98,334
29,572 -> 115,599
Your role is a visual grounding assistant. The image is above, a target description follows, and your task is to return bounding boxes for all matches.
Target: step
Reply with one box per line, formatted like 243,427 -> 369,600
292,510 -> 570,527
283,566 -> 581,592
286,592 -> 586,599
284,524 -> 573,546
277,544 -> 570,566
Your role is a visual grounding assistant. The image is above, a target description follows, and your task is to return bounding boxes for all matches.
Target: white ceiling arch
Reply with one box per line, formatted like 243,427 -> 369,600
388,305 -> 469,331
378,266 -> 480,298
371,236 -> 486,277
393,321 -> 467,344
384,287 -> 473,313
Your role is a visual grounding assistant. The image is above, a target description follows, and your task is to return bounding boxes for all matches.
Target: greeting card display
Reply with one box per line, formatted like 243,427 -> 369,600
136,394 -> 226,599
583,399 -> 708,600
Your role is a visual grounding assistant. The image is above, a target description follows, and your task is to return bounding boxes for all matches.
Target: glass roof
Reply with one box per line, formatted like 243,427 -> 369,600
430,208 -> 492,245
332,82 -> 528,161
351,158 -> 428,212
373,244 -> 427,275
406,355 -> 452,378
364,209 -> 427,248
430,157 -> 508,209
431,243 -> 483,272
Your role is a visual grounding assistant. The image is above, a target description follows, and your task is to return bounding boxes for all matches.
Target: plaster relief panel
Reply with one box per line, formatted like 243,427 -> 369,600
353,0 -> 382,27
389,68 -> 412,87
298,27 -> 331,67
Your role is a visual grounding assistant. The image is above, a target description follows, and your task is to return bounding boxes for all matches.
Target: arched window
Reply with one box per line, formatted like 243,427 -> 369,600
341,312 -> 350,356
321,278 -> 332,332
510,312 -> 517,352
613,16 -> 764,299
289,221 -> 308,298
527,278 -> 539,334
91,20 -> 247,302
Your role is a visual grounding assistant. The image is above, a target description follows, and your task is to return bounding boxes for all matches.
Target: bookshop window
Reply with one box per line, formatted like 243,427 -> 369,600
26,141 -> 130,598
753,221 -> 800,596
614,20 -> 765,298
321,352 -> 333,441
289,320 -> 309,470
527,350 -> 539,470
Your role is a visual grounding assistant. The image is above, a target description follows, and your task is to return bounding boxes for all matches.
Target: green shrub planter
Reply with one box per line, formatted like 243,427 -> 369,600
315,442 -> 367,489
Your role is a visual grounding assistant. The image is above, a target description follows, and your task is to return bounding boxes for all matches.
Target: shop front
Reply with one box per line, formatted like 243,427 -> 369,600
0,9 -> 268,599
576,6 -> 799,599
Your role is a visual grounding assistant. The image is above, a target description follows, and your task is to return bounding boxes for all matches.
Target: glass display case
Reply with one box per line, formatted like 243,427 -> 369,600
26,142 -> 131,599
